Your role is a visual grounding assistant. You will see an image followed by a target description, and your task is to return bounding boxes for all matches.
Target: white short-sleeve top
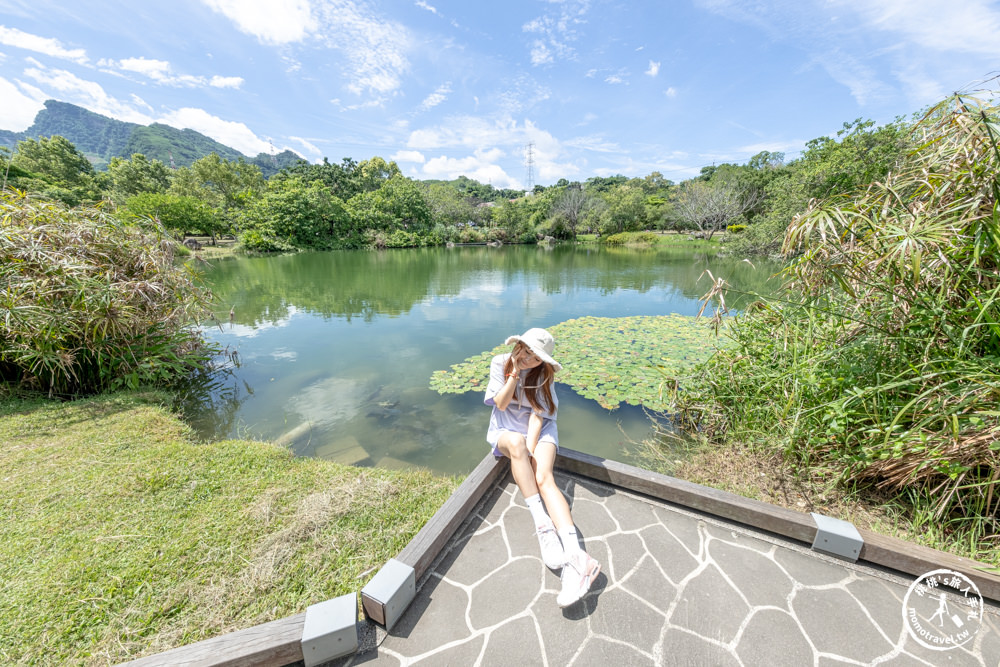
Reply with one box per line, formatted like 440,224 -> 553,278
484,353 -> 558,447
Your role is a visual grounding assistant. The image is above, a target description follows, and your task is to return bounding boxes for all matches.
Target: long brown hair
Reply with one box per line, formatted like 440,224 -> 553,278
503,342 -> 556,414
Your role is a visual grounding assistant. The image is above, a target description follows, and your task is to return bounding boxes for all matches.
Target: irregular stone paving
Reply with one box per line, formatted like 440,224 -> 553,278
337,471 -> 1000,666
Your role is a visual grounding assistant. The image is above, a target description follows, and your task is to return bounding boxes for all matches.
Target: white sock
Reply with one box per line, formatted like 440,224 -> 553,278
524,494 -> 550,526
559,526 -> 582,555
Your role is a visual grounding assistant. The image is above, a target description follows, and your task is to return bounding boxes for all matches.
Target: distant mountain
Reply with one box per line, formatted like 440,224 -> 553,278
0,100 -> 304,178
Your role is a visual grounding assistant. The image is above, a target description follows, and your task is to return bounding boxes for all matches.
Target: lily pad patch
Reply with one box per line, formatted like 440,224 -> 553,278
429,315 -> 726,411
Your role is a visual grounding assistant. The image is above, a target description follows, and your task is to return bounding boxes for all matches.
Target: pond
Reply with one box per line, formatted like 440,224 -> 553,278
177,243 -> 782,476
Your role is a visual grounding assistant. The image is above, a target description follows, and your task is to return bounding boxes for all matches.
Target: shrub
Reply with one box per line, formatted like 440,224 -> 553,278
603,231 -> 658,245
458,226 -> 485,244
0,190 -> 216,395
725,224 -> 747,234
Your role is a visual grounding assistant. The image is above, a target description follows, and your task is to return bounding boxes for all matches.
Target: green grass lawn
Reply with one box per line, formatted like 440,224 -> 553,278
0,392 -> 459,666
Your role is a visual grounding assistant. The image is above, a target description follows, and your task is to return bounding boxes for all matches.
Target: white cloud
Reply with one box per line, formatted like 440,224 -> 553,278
664,87 -> 677,97
493,75 -> 551,115
202,1 -> 414,101
289,136 -> 321,156
130,93 -> 154,113
0,76 -> 46,130
418,82 -> 452,111
415,1 -> 438,14
696,0 -> 1000,108
200,0 -> 316,45
100,56 -> 244,89
313,2 -> 411,97
841,0 -> 1000,57
645,60 -> 660,77
391,150 -> 426,163
521,1 -> 589,65
605,74 -> 624,84
564,135 -> 619,153
22,63 -> 154,124
159,107 -> 270,156
116,57 -> 172,79
421,153 -> 519,189
210,75 -> 244,89
530,40 -> 553,65
403,115 -> 577,188
0,26 -> 88,64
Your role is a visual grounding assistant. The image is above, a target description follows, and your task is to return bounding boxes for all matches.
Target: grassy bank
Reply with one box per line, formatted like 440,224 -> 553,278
0,392 -> 459,666
576,230 -> 723,249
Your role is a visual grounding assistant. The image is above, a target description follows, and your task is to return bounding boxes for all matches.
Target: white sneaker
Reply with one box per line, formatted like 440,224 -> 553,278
536,523 -> 566,570
556,550 -> 600,607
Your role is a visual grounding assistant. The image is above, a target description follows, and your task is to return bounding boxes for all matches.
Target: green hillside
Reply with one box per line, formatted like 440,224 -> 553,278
0,100 -> 305,177
124,123 -> 244,166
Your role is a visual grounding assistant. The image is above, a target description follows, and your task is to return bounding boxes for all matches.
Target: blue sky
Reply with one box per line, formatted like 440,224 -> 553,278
1,0 -> 998,189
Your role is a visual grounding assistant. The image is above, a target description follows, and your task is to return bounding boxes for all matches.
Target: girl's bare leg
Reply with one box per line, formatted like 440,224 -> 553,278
529,441 -> 573,530
497,432 -> 538,498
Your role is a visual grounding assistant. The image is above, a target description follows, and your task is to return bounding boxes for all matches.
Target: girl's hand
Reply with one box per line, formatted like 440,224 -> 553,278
509,354 -> 520,373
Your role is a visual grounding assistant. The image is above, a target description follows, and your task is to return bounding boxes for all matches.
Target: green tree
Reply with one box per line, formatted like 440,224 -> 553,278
123,193 -> 221,241
584,174 -> 628,193
726,117 -> 910,256
423,182 -> 479,227
239,176 -> 352,251
346,174 -> 432,246
106,153 -> 171,203
352,157 -> 401,194
10,135 -> 97,205
280,157 -> 358,198
595,186 -> 647,236
548,186 -> 591,238
169,153 -> 264,212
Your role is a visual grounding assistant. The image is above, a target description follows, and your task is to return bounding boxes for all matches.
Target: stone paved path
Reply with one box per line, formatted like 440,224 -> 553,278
338,471 -> 1000,666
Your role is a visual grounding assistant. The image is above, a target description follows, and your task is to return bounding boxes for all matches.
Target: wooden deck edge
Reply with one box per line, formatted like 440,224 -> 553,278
555,447 -> 816,542
120,612 -> 305,667
396,452 -> 510,582
554,447 -> 1000,603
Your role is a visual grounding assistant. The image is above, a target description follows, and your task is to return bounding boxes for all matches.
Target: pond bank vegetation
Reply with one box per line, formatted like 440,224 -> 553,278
651,90 -> 1000,566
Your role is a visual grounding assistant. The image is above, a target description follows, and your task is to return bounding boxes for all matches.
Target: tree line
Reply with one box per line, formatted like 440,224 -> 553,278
0,115 -> 911,255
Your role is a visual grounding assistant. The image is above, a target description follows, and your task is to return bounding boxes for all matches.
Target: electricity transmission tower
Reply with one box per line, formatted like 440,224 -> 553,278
524,142 -> 535,193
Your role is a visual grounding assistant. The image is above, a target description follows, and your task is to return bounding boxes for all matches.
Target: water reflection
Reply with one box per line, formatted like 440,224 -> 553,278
178,244 -> 782,475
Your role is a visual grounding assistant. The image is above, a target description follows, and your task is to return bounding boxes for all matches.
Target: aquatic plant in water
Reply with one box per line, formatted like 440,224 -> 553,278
430,314 -> 724,411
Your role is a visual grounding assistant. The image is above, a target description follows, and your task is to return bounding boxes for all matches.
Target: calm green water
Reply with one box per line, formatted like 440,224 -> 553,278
178,244 -> 781,476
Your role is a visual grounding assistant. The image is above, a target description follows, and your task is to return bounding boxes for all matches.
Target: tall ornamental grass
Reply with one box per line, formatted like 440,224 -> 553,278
679,89 -> 1000,552
1,189 -> 215,396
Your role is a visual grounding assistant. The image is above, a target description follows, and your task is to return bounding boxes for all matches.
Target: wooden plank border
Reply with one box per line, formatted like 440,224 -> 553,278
396,452 -> 509,579
121,612 -> 305,667
361,452 -> 509,628
554,447 -> 1000,603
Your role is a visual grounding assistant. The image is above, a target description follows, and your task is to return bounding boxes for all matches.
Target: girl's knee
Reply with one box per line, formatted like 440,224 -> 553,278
535,468 -> 556,489
500,434 -> 529,458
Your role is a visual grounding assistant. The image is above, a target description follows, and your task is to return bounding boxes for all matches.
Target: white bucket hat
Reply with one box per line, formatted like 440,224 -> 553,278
505,327 -> 562,372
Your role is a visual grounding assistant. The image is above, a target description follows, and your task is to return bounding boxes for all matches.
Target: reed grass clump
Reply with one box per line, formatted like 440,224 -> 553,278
677,88 -> 1000,556
0,189 -> 215,396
